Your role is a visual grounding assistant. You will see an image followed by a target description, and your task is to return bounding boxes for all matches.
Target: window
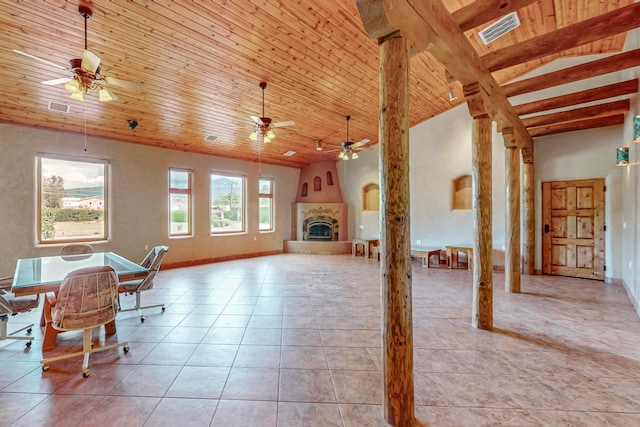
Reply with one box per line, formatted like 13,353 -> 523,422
210,173 -> 245,233
259,178 -> 274,231
314,176 -> 321,191
38,154 -> 108,244
301,183 -> 308,197
169,168 -> 192,236
327,171 -> 333,186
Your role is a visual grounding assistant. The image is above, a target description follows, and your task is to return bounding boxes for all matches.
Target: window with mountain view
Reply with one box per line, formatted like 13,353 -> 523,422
169,168 -> 192,237
210,173 -> 245,234
38,155 -> 108,244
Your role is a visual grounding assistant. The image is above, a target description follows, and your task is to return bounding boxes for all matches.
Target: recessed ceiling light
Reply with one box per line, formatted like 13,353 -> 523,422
283,151 -> 296,157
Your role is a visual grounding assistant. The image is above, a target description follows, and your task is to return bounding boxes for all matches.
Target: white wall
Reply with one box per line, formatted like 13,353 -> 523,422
338,104 -> 507,254
0,124 -> 300,276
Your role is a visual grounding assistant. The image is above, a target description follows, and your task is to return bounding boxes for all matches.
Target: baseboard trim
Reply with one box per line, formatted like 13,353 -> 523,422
163,250 -> 283,270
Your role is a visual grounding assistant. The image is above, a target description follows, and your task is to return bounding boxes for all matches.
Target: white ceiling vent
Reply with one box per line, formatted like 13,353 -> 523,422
283,151 -> 296,157
204,134 -> 218,142
47,101 -> 70,113
479,12 -> 521,45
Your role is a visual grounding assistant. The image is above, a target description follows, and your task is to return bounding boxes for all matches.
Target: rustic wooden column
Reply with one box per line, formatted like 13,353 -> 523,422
379,34 -> 415,427
523,155 -> 535,275
504,131 -> 521,293
466,83 -> 493,330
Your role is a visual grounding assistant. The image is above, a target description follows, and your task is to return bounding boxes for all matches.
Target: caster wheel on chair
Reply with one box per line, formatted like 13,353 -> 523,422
140,316 -> 145,323
26,341 -> 32,348
123,345 -> 130,354
82,370 -> 90,378
27,328 -> 32,334
161,307 -> 166,312
42,364 -> 50,372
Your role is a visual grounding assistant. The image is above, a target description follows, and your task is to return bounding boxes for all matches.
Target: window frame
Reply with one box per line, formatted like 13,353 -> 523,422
258,177 -> 274,232
169,168 -> 193,237
210,172 -> 246,235
37,153 -> 109,245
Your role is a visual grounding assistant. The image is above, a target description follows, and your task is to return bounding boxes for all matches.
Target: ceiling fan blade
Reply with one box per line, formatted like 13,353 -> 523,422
350,138 -> 370,149
81,49 -> 101,73
41,77 -> 72,86
105,76 -> 146,92
250,116 -> 265,125
272,120 -> 295,128
13,49 -> 68,70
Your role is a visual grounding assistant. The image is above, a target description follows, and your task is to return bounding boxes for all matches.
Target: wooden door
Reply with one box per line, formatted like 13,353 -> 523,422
542,179 -> 605,280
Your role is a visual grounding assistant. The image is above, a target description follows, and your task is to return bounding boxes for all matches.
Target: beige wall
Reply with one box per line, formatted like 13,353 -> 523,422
0,124 -> 300,276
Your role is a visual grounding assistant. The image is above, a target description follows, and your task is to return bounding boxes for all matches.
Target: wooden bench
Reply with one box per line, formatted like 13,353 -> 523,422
446,245 -> 473,270
411,247 -> 446,268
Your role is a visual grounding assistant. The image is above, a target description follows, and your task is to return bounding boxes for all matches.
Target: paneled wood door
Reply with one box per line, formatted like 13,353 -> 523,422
542,179 -> 605,280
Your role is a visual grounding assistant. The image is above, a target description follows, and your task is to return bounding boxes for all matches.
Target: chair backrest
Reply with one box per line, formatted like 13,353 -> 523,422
60,244 -> 95,256
51,265 -> 118,331
136,246 -> 169,292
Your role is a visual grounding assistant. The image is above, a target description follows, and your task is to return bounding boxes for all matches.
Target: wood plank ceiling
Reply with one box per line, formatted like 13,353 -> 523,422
0,0 -> 634,168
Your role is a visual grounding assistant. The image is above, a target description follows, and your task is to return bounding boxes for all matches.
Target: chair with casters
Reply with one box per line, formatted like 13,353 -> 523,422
118,245 -> 169,323
0,276 -> 39,348
60,244 -> 94,256
40,265 -> 129,378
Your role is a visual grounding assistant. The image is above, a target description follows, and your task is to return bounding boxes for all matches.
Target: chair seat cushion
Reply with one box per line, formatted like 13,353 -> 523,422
5,294 -> 39,313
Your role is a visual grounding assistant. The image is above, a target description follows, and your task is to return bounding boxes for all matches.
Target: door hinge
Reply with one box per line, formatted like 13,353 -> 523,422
604,225 -> 607,231
604,265 -> 607,272
604,185 -> 607,192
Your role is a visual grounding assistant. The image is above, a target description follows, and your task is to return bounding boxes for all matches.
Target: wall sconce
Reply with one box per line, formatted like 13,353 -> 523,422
616,146 -> 629,166
634,115 -> 640,143
316,140 -> 322,151
448,88 -> 457,101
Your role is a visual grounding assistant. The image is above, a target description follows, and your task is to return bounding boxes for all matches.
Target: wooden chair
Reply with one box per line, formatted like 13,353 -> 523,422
40,266 -> 129,378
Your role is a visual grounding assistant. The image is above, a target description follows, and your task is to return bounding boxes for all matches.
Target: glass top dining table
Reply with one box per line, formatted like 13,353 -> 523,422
11,252 -> 148,296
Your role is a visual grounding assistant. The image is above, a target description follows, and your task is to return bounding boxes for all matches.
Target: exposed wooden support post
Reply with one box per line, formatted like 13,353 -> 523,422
504,129 -> 521,293
523,156 -> 535,275
379,34 -> 415,427
466,83 -> 493,330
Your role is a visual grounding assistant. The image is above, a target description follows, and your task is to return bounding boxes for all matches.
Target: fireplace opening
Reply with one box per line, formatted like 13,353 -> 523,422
308,221 -> 332,240
303,215 -> 339,241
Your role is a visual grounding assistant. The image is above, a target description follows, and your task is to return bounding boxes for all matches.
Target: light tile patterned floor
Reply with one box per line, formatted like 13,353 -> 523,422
2,254 -> 640,426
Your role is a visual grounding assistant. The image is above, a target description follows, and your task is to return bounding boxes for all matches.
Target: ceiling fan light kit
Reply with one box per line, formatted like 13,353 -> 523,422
338,115 -> 369,160
249,82 -> 294,143
14,1 -> 144,103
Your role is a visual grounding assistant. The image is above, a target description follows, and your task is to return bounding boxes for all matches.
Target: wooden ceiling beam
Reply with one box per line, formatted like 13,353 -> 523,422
522,99 -> 630,128
529,114 -> 625,138
452,0 -> 539,32
503,50 -> 640,98
514,79 -> 638,116
355,0 -> 533,151
482,2 -> 640,72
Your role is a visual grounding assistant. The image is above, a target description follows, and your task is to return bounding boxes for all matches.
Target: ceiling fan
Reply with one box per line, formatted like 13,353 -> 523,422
13,1 -> 145,102
249,82 -> 295,143
337,115 -> 370,160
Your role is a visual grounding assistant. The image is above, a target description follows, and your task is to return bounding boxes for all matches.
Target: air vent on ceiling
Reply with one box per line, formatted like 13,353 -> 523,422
204,134 -> 218,142
478,12 -> 521,45
48,101 -> 70,113
283,151 -> 296,157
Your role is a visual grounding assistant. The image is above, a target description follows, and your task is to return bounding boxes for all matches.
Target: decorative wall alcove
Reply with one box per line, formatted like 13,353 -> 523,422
452,175 -> 472,210
363,183 -> 379,211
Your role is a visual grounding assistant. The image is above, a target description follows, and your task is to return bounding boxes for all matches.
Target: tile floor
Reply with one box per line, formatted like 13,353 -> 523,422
2,254 -> 640,426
